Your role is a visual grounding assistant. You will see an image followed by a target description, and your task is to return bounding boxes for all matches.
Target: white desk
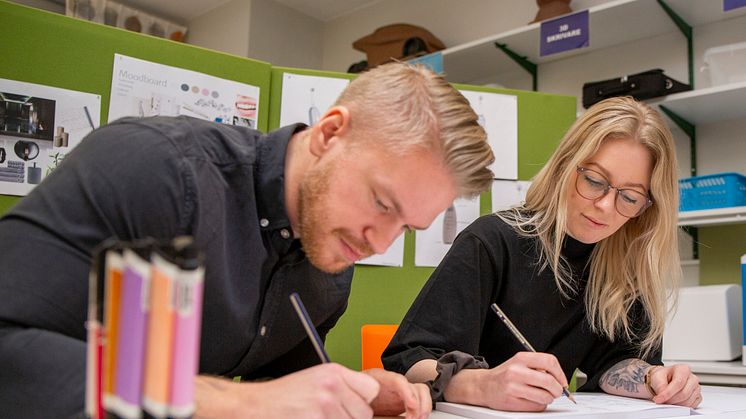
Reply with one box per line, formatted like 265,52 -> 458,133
411,386 -> 746,418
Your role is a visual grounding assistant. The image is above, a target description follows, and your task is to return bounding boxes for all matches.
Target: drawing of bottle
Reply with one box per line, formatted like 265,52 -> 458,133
442,203 -> 457,244
308,87 -> 320,125
476,95 -> 486,127
28,162 -> 41,184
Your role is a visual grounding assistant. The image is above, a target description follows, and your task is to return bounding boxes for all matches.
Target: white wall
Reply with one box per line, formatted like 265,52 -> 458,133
188,0 -> 323,68
188,0 -> 251,57
248,0 -> 323,69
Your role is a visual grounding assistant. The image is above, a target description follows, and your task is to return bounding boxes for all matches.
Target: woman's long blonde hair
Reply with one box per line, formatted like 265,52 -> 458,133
500,96 -> 680,357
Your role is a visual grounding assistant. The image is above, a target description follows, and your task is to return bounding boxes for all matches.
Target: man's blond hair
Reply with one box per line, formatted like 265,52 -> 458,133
334,62 -> 494,198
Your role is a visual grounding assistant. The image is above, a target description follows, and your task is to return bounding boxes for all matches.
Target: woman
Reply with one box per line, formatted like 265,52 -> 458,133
382,96 -> 701,411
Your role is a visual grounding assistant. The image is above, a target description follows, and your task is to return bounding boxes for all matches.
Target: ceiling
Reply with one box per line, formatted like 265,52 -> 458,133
118,0 -> 380,23
272,0 -> 381,22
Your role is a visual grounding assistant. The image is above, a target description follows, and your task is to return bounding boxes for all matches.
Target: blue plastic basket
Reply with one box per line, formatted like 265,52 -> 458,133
679,172 -> 746,212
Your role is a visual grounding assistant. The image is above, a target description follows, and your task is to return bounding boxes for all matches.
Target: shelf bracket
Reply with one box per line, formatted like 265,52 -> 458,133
656,0 -> 694,88
659,105 -> 696,177
494,42 -> 538,91
659,104 -> 699,259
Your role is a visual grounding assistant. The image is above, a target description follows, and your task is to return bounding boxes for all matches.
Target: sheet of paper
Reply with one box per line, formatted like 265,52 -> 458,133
0,78 -> 101,196
414,196 -> 480,267
357,234 -> 404,267
460,90 -> 518,181
109,54 -> 260,128
692,385 -> 746,414
279,73 -> 349,127
492,179 -> 531,212
437,393 -> 691,418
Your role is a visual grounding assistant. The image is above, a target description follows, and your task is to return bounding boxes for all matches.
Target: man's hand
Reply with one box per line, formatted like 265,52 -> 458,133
194,363 -> 380,418
444,352 -> 567,412
363,368 -> 431,419
648,364 -> 701,408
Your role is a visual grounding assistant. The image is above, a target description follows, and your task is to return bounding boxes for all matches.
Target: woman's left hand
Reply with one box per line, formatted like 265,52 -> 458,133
649,364 -> 701,408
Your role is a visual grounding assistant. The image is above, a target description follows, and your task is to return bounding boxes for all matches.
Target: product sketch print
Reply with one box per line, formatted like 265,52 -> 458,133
476,95 -> 486,127
442,203 -> 457,244
0,78 -> 100,196
308,87 -> 320,125
278,72 -> 349,128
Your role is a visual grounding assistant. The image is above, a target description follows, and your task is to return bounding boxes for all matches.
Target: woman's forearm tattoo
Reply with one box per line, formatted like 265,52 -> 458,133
600,359 -> 649,393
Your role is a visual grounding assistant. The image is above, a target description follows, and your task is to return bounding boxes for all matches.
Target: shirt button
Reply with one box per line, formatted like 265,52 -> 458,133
260,218 -> 269,227
280,229 -> 290,239
260,325 -> 267,336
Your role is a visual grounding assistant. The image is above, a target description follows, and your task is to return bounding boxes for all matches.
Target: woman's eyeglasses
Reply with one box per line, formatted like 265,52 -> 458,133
575,167 -> 652,218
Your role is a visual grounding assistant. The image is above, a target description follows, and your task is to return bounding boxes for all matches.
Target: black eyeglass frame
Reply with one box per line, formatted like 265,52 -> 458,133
575,166 -> 653,218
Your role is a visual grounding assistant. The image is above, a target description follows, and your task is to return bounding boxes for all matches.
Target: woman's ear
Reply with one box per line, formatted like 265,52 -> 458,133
309,106 -> 351,157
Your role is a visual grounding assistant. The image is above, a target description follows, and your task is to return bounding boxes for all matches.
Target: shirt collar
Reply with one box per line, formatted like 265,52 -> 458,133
254,123 -> 307,233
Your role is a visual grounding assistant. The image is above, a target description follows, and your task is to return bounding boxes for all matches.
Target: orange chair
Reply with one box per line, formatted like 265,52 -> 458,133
361,324 -> 398,370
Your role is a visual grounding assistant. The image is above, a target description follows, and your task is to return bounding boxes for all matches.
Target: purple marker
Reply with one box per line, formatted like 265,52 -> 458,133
168,238 -> 205,418
110,246 -> 152,418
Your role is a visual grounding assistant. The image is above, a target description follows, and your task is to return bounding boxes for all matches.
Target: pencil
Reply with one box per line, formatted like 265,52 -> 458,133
490,303 -> 576,404
290,292 -> 331,363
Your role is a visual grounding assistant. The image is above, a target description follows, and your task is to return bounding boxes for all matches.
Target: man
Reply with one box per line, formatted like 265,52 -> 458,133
0,63 -> 494,418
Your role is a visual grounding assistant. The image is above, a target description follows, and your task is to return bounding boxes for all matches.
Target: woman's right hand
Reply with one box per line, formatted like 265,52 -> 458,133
444,351 -> 568,412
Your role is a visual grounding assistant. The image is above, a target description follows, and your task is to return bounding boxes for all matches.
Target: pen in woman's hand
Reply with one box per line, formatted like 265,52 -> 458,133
490,303 -> 577,404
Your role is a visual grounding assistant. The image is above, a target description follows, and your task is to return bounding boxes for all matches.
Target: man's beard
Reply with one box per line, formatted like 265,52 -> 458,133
297,162 -> 372,274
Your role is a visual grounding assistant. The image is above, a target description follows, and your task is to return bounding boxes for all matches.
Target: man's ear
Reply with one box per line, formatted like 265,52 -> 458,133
309,106 -> 351,158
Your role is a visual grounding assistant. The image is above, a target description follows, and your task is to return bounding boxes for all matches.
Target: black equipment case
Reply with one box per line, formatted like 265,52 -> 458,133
582,69 -> 691,108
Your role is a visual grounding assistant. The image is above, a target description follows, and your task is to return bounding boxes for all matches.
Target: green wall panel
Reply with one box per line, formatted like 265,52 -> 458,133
0,0 -> 271,214
699,224 -> 746,285
0,1 -> 271,132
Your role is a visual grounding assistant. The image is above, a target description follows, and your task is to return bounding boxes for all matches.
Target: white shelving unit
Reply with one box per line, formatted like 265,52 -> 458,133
440,0 -> 746,84
440,0 -> 746,227
663,83 -> 746,227
679,206 -> 746,227
661,81 -> 746,125
664,360 -> 746,386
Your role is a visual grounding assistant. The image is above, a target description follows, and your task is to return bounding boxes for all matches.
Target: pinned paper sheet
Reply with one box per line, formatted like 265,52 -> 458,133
492,179 -> 532,212
460,89 -> 518,181
414,196 -> 480,267
357,234 -> 404,267
279,73 -> 349,127
109,54 -> 260,128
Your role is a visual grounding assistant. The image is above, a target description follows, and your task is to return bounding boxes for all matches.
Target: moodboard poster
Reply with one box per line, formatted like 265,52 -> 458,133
414,196 -> 480,267
0,78 -> 101,196
279,73 -> 350,127
109,54 -> 260,128
460,90 -> 518,180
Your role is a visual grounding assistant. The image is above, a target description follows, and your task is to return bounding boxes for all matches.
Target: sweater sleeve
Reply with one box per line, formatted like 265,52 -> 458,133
578,300 -> 662,391
382,217 -> 505,374
0,119 -> 194,415
0,322 -> 87,418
